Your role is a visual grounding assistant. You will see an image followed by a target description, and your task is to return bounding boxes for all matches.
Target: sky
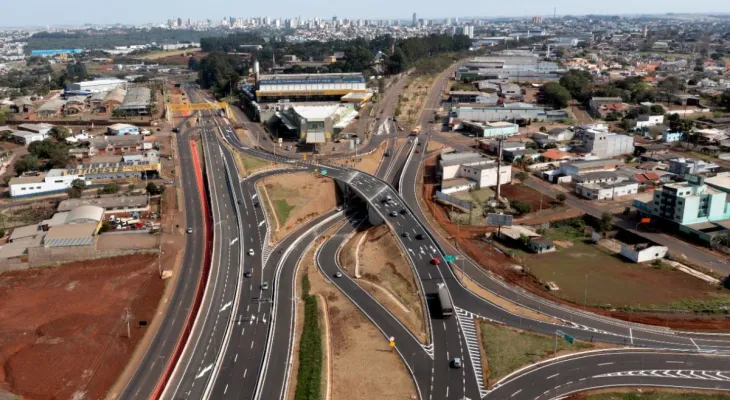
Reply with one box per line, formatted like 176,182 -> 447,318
1,0 -> 730,27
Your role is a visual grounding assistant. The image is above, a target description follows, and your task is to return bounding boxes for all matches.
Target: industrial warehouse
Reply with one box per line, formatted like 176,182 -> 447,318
254,72 -> 368,103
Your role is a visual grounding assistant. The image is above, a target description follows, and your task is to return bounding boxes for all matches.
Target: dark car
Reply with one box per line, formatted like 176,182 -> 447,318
244,270 -> 252,278
389,211 -> 398,217
401,232 -> 410,238
399,209 -> 408,215
415,233 -> 424,240
172,127 -> 180,133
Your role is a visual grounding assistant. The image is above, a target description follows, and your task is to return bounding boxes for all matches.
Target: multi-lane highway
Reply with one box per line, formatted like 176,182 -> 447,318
126,70 -> 730,400
119,117 -> 208,400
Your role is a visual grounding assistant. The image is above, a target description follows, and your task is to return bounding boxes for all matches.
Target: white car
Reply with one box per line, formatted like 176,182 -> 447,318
248,249 -> 255,256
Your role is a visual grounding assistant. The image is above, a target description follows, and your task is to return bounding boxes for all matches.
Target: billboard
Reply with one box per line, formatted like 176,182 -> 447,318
487,213 -> 513,227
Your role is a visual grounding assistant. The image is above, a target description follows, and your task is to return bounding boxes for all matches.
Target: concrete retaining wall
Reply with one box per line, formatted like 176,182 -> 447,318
27,246 -> 158,268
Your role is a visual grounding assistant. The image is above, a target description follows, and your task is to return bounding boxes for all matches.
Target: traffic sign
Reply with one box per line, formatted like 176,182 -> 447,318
444,255 -> 457,262
556,330 -> 574,344
321,169 -> 328,175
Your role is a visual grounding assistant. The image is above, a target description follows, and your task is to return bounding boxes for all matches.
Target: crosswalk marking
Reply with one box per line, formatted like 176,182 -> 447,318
455,307 -> 489,398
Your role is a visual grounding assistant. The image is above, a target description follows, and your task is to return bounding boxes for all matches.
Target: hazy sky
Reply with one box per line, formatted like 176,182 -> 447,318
2,0 -> 729,27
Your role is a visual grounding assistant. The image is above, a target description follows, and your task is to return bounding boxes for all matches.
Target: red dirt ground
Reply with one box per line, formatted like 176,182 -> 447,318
419,154 -> 730,330
500,183 -> 562,212
0,254 -> 163,400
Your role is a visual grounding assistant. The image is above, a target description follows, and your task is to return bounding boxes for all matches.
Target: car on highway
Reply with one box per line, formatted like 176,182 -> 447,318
384,151 -> 391,156
261,281 -> 269,290
248,249 -> 255,256
450,358 -> 462,368
253,202 -> 260,207
401,232 -> 410,238
334,272 -> 343,278
431,257 -> 440,265
244,270 -> 252,278
415,233 -> 424,240
389,211 -> 398,217
172,127 -> 180,133
186,228 -> 193,234
400,209 -> 408,215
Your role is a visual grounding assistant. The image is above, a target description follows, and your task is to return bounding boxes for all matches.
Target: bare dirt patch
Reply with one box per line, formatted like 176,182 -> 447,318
259,173 -> 338,244
500,183 -> 564,213
332,140 -> 387,175
297,232 -> 417,400
0,254 -> 163,400
339,224 -> 427,342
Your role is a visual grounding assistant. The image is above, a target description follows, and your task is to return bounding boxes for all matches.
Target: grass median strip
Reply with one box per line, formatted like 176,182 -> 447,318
479,321 -> 593,383
295,273 -> 324,400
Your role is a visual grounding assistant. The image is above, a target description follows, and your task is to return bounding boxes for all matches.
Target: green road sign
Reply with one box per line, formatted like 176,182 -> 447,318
556,330 -> 574,344
444,255 -> 456,262
321,169 -> 328,175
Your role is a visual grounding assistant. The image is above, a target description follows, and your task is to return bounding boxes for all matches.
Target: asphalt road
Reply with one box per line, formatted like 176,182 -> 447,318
488,350 -> 730,399
162,122 -> 243,400
119,117 -> 207,399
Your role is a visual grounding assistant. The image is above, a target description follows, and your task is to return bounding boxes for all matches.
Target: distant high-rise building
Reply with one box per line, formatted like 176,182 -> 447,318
177,17 -> 182,27
412,13 -> 417,26
533,16 -> 543,24
445,18 -> 452,25
643,24 -> 648,38
462,25 -> 474,39
167,19 -> 175,28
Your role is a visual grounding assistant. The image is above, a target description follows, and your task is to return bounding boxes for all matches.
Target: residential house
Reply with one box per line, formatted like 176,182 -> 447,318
575,181 -> 639,200
668,158 -> 719,177
661,131 -> 684,143
526,238 -> 555,253
589,97 -> 623,116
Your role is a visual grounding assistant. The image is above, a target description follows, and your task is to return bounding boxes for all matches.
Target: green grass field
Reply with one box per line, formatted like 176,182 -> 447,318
525,240 -> 730,310
273,199 -> 295,226
585,392 -> 730,400
239,153 -> 272,174
479,322 -> 592,381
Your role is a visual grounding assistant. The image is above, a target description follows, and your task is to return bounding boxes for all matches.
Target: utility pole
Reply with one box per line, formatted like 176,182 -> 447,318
495,136 -> 504,201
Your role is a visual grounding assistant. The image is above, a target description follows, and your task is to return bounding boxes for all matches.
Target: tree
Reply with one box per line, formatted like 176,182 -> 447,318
515,172 -> 529,181
540,82 -> 571,108
668,115 -> 694,134
146,182 -> 164,195
599,211 -> 614,232
71,178 -> 86,191
510,199 -> 532,216
49,126 -> 71,141
649,104 -> 665,115
720,90 -> 730,112
14,155 -> 39,175
97,183 -> 120,195
0,111 -> 5,125
556,193 -> 567,203
658,76 -> 685,105
559,69 -> 593,101
99,221 -> 112,233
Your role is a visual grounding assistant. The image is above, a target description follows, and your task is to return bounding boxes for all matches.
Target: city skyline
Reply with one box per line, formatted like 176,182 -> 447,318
2,0 -> 730,28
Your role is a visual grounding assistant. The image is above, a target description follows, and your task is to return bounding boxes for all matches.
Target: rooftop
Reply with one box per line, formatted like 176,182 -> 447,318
43,222 -> 98,247
57,195 -> 150,212
292,104 -> 340,120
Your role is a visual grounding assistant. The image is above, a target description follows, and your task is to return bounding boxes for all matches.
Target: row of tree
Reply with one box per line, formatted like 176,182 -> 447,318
26,28 -> 218,53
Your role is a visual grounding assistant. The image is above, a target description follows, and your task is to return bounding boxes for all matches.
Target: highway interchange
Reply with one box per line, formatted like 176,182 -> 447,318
121,76 -> 730,400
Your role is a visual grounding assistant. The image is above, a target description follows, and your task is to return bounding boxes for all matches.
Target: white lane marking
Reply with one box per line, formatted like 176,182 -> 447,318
511,389 -> 522,397
230,237 -> 238,245
220,301 -> 232,312
252,193 -> 258,199
234,354 -> 238,362
224,384 -> 228,394
258,220 -> 266,227
630,328 -> 633,345
666,361 -> 684,364
691,338 -> 701,350
546,373 -> 559,380
244,368 -> 248,378
195,364 -> 213,379
598,362 -> 614,366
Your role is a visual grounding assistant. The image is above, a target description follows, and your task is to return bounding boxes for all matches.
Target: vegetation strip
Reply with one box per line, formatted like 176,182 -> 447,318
294,273 -> 324,400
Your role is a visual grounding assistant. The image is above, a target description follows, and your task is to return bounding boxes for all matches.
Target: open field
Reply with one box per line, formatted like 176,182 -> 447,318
0,255 -> 163,400
340,224 -> 427,342
479,321 -> 594,383
138,48 -> 201,60
501,183 -> 562,213
259,172 -> 338,243
575,391 -> 730,400
524,239 -> 730,311
292,228 -> 417,400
